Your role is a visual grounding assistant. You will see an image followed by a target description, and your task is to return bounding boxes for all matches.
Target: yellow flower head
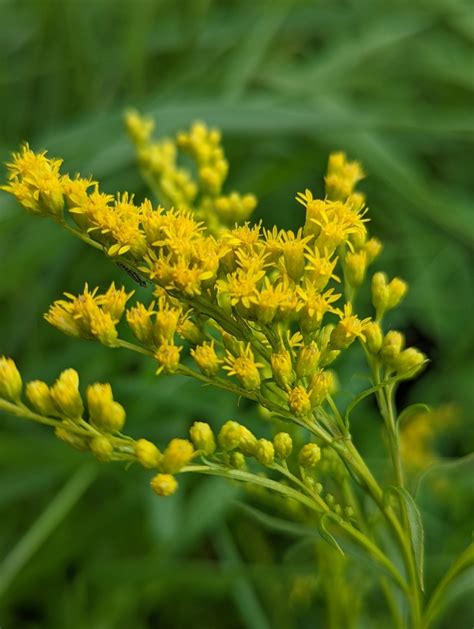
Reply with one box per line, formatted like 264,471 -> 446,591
223,344 -> 263,391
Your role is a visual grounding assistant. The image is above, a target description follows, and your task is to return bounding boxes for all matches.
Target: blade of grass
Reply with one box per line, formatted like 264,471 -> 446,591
0,463 -> 97,597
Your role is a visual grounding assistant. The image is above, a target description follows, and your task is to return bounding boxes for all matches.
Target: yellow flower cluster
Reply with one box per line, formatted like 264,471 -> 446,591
2,128 -> 427,426
125,111 -> 257,231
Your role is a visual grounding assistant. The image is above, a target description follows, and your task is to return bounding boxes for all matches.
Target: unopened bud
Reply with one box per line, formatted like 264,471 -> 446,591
189,421 -> 216,455
271,350 -> 294,390
380,331 -> 404,367
50,369 -> 83,419
273,432 -> 293,459
0,356 -> 22,402
364,321 -> 383,354
298,443 -> 321,469
296,343 -> 320,378
161,438 -> 194,473
135,438 -> 162,468
288,386 -> 312,416
255,438 -> 275,467
90,436 -> 113,461
151,473 -> 178,497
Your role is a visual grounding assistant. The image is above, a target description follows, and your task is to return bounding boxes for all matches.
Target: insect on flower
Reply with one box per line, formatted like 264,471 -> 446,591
115,261 -> 147,287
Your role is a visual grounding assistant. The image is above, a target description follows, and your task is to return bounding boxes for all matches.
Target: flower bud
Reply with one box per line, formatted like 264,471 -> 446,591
380,331 -> 404,367
177,319 -> 203,344
393,348 -> 426,377
387,278 -> 408,310
126,303 -> 154,345
54,426 -> 88,451
364,238 -> 382,263
364,321 -> 383,354
135,438 -> 162,468
308,370 -> 332,407
345,250 -> 367,287
151,473 -> 178,497
238,425 -> 257,456
371,272 -> 389,316
191,341 -> 221,377
153,307 -> 180,343
255,439 -> 275,467
230,451 -> 246,469
26,380 -> 57,416
296,343 -> 320,378
273,432 -> 293,459
189,421 -> 216,455
298,443 -> 321,469
90,435 -> 113,461
271,350 -> 294,390
50,369 -> 83,419
87,383 -> 125,433
0,356 -> 22,402
218,420 -> 241,451
161,438 -> 194,473
288,386 -> 312,416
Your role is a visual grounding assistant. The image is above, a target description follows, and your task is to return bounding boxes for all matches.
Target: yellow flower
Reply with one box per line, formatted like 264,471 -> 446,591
223,344 -> 263,390
155,341 -> 182,374
126,301 -> 155,345
330,304 -> 370,350
191,341 -> 221,377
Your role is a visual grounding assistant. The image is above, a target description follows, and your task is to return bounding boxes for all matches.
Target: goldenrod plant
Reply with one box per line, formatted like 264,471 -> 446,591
0,112 -> 472,629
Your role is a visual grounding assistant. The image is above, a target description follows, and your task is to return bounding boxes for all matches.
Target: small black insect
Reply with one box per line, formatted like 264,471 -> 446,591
115,261 -> 147,287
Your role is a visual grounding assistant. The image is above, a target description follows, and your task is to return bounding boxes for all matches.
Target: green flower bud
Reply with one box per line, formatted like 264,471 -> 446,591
255,438 -> 275,467
218,420 -> 241,451
296,343 -> 320,378
308,370 -> 331,408
380,331 -> 404,367
387,278 -> 408,310
189,421 -> 216,455
273,432 -> 293,459
90,436 -> 113,461
298,443 -> 321,469
271,350 -> 294,389
230,451 -> 246,469
288,386 -> 312,416
371,272 -> 389,316
345,250 -> 367,287
364,321 -> 383,354
393,348 -> 426,377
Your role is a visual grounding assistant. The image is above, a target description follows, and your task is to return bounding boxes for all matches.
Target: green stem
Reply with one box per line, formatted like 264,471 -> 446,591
183,464 -> 408,593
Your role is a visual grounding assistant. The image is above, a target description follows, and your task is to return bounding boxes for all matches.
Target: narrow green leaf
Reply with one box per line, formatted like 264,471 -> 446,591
387,485 -> 425,592
319,512 -> 345,556
397,403 -> 431,427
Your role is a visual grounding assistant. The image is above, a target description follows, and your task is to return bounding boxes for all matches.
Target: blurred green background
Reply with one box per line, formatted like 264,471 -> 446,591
0,0 -> 473,627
